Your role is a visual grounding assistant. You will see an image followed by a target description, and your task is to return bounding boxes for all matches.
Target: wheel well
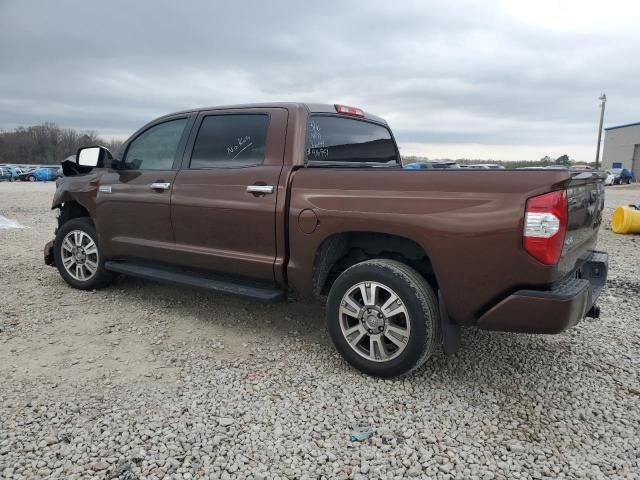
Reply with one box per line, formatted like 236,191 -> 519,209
57,201 -> 91,232
313,232 -> 437,298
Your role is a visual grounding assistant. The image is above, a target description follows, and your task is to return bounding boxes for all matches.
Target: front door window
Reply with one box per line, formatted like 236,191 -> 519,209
122,118 -> 188,170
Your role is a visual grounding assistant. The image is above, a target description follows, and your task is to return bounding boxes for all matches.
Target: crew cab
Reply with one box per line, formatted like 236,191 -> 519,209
44,103 -> 608,377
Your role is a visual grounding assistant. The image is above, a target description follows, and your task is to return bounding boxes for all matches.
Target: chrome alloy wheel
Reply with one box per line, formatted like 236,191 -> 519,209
60,230 -> 99,281
339,281 -> 411,362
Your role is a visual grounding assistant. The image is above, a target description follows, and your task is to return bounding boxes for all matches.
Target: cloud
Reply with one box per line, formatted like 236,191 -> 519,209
1,0 -> 638,160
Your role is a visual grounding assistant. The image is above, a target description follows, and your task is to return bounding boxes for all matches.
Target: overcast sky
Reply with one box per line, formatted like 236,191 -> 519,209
1,0 -> 639,161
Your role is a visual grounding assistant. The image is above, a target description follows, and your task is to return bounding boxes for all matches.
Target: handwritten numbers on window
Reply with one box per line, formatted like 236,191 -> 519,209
307,119 -> 328,159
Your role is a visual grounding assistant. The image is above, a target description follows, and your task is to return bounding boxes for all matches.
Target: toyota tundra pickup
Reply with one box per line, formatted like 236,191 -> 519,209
44,102 -> 608,377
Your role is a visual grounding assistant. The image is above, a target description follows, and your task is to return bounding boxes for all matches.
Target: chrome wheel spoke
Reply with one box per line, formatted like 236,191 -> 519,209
369,336 -> 388,361
380,293 -> 398,313
84,242 -> 97,256
381,297 -> 406,318
62,238 -> 74,252
84,259 -> 98,274
62,256 -> 75,269
341,295 -> 362,319
359,283 -> 377,306
385,325 -> 409,347
344,325 -> 367,346
344,296 -> 362,313
340,306 -> 359,319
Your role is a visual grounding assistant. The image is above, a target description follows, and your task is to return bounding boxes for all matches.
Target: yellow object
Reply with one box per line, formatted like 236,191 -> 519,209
611,206 -> 640,234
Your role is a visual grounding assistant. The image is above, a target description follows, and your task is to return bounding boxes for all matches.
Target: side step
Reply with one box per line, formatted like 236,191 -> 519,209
105,261 -> 286,303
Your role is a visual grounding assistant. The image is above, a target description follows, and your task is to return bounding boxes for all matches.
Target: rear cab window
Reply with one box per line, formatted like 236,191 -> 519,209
305,115 -> 399,166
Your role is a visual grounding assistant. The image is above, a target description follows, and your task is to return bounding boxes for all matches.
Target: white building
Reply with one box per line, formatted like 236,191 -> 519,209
601,122 -> 640,177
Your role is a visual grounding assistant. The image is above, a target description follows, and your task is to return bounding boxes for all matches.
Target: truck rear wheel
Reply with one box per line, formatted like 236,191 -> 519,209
327,259 -> 439,377
54,218 -> 115,290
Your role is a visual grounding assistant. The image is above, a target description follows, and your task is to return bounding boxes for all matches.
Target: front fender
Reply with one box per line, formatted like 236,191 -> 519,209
51,173 -> 101,217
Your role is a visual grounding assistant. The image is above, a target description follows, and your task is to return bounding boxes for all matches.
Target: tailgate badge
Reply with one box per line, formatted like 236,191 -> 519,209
99,186 -> 112,194
564,235 -> 574,247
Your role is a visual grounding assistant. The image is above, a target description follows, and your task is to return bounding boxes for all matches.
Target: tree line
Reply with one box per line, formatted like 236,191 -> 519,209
0,123 -> 123,165
2,123 -> 591,169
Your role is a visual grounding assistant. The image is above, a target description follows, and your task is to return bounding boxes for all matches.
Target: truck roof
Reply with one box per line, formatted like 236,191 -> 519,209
157,102 -> 388,125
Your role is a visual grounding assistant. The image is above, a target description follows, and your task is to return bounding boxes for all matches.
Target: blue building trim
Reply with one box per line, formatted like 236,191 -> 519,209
604,121 -> 640,131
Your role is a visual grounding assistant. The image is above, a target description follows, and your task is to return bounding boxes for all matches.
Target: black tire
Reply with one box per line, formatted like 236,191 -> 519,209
9,177 -> 15,182
54,218 -> 115,290
28,175 -> 35,182
327,259 -> 440,378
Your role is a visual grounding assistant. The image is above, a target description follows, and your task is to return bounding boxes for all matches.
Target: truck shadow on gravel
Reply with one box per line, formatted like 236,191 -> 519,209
112,275 -> 590,391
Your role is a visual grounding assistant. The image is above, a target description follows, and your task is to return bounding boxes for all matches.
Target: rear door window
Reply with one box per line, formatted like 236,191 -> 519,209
306,116 -> 398,165
190,114 -> 269,169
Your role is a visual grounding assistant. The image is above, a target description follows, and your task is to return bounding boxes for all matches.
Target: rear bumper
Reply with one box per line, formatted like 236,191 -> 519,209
477,251 -> 608,334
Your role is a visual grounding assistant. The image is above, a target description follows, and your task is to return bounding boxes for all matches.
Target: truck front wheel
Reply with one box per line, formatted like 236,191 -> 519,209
326,259 -> 439,377
54,218 -> 115,290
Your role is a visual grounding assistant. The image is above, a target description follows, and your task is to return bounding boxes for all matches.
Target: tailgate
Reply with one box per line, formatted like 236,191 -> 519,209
558,170 -> 606,276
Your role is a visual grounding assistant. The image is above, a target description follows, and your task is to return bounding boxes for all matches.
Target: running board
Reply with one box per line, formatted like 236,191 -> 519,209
104,261 -> 286,303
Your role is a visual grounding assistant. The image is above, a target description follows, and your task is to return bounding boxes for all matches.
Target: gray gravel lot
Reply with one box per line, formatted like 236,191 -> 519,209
1,182 -> 639,480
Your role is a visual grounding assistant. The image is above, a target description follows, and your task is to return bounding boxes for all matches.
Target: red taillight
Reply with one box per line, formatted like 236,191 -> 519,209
523,190 -> 568,265
335,104 -> 364,117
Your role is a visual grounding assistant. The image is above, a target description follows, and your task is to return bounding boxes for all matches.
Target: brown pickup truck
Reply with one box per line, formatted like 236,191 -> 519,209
44,102 -> 608,377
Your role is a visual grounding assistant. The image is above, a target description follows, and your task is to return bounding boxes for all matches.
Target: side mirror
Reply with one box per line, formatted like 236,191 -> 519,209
76,146 -> 113,168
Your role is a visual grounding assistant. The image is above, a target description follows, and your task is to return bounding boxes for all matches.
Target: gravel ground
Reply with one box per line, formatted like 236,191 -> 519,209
0,182 -> 639,480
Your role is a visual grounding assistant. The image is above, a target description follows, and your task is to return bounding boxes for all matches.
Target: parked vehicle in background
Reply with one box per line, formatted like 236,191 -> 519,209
432,161 -> 460,169
7,167 -> 21,181
605,171 -> 615,186
608,168 -> 635,185
16,166 -> 59,182
404,161 -> 460,169
460,164 -> 505,169
44,102 -> 608,377
17,168 -> 36,181
40,165 -> 63,179
404,160 -> 460,170
404,162 -> 432,169
0,167 -> 13,181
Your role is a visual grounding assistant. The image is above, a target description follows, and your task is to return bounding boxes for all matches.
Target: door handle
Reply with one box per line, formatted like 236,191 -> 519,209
150,182 -> 171,190
246,185 -> 274,195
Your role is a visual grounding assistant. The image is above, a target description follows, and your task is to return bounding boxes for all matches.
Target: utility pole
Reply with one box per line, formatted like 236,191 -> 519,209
595,93 -> 607,169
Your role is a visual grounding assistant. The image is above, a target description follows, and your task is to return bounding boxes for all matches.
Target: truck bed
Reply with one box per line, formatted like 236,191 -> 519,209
287,167 -> 605,327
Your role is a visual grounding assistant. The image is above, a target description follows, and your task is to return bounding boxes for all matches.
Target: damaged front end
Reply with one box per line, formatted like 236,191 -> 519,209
45,148 -> 112,267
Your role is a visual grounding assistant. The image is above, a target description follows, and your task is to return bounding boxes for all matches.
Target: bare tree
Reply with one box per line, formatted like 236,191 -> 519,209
0,123 -> 123,165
